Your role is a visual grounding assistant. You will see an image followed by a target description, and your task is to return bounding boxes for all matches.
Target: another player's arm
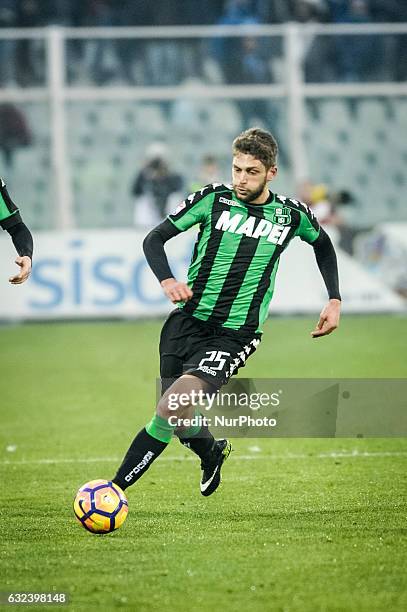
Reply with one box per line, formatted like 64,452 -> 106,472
0,179 -> 33,284
295,203 -> 341,337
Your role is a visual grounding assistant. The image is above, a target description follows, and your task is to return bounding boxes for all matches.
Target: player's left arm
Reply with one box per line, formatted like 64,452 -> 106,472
311,227 -> 341,338
294,201 -> 341,338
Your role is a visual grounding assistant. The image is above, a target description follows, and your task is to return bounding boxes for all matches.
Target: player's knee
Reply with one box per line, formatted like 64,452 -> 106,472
156,393 -> 187,419
156,395 -> 170,419
156,376 -> 201,419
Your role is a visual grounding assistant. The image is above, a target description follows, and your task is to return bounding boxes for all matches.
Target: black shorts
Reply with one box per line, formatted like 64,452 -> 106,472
159,309 -> 261,394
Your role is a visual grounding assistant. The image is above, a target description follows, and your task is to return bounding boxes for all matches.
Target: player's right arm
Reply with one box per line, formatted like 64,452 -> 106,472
0,178 -> 33,284
142,219 -> 192,304
142,185 -> 214,303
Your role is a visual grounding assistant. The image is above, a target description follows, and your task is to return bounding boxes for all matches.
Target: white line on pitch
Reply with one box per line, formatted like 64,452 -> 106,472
1,450 -> 407,466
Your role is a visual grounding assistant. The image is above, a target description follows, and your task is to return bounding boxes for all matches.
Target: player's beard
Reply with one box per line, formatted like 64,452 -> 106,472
234,177 -> 268,203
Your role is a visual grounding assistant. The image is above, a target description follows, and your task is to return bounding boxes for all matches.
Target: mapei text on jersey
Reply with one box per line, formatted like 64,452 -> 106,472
215,209 -> 290,245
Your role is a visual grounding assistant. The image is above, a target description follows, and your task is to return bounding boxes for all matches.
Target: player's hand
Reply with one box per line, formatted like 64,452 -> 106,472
161,278 -> 193,304
9,256 -> 32,285
311,299 -> 341,338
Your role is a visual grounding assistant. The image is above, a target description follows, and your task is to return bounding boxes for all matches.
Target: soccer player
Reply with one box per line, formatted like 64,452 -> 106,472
112,128 -> 341,496
0,178 -> 33,284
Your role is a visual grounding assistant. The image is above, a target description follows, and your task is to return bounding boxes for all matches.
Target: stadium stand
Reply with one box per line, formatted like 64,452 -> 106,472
4,95 -> 405,231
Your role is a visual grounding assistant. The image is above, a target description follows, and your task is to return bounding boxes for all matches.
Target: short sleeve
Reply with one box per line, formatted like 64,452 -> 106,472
296,204 -> 320,244
0,178 -> 19,226
167,185 -> 215,231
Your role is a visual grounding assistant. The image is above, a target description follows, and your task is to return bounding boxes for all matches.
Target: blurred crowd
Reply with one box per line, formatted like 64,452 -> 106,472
0,1 -> 406,87
0,1 -> 406,28
298,180 -> 359,254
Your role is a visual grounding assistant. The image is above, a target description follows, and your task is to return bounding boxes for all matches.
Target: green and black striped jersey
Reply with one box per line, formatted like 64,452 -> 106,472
0,178 -> 20,229
167,183 -> 320,334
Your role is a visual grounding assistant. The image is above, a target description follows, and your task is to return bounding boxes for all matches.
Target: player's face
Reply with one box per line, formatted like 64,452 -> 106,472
232,153 -> 277,204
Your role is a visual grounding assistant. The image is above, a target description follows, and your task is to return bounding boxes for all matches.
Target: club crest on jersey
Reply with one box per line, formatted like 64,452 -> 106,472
272,207 -> 291,225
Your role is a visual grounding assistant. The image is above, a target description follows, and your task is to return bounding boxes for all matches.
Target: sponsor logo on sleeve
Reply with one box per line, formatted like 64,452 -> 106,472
172,201 -> 187,215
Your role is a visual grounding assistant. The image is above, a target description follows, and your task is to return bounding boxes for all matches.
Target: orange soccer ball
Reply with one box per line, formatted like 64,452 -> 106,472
73,479 -> 128,534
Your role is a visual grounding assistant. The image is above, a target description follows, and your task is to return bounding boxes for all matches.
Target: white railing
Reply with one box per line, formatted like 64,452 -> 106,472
0,23 -> 406,229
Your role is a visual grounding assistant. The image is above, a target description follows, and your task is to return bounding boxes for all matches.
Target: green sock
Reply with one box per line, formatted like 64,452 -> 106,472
146,414 -> 176,443
177,408 -> 209,441
177,409 -> 202,439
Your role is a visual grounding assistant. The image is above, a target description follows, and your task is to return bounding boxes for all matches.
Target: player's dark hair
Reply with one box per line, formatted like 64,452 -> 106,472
232,127 -> 278,169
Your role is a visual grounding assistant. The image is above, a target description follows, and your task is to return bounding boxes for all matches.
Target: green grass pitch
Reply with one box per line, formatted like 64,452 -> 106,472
0,315 -> 406,611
